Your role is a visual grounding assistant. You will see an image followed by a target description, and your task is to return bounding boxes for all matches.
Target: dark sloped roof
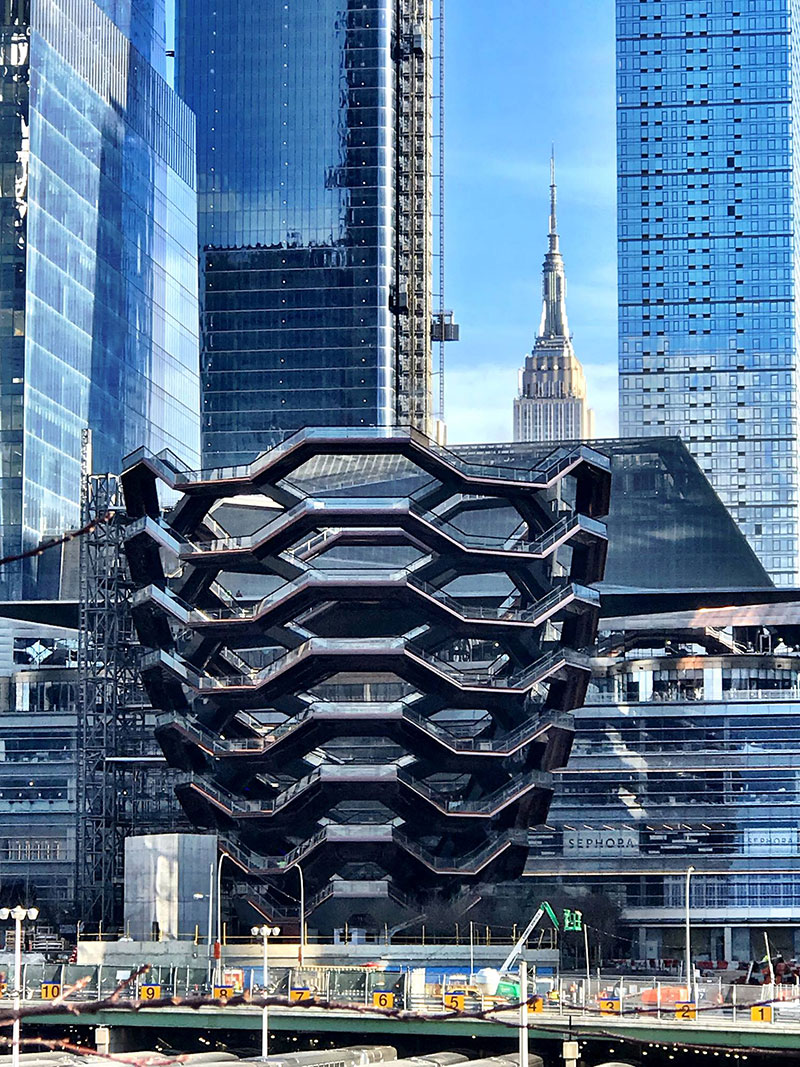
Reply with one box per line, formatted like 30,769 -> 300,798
455,436 -> 772,591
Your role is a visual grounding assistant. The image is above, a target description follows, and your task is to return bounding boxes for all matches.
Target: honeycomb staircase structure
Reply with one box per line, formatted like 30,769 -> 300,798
121,427 -> 610,926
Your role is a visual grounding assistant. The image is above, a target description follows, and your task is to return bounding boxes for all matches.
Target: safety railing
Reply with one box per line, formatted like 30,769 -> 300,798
175,492 -> 606,560
142,566 -> 596,632
145,636 -> 585,702
585,687 -> 800,706
12,961 -> 800,1032
150,425 -> 608,491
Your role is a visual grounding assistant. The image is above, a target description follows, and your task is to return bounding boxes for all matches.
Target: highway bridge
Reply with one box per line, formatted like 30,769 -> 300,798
13,998 -> 800,1063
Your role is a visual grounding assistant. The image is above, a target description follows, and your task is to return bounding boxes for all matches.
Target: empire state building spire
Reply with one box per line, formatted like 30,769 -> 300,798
514,152 -> 593,443
538,152 -> 570,339
548,152 -> 558,252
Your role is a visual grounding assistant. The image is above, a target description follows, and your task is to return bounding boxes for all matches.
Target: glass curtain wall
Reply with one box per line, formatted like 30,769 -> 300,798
617,0 -> 800,586
0,0 -> 200,598
176,1 -> 399,466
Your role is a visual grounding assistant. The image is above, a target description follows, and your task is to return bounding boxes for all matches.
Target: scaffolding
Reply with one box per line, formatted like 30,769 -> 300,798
76,433 -> 184,928
437,0 -> 446,423
395,0 -> 434,436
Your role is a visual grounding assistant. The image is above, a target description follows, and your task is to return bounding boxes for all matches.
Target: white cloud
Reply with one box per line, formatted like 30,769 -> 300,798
585,362 -> 620,438
443,356 -> 619,445
444,361 -> 517,444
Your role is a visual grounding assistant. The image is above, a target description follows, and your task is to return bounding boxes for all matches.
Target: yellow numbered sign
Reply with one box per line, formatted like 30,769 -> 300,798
599,998 -> 621,1015
530,996 -> 544,1013
444,992 -> 465,1011
372,991 -> 395,1009
751,1004 -> 773,1023
0,983 -> 8,997
290,988 -> 313,1002
140,985 -> 161,1001
41,984 -> 61,1000
675,1001 -> 697,1021
213,985 -> 234,1000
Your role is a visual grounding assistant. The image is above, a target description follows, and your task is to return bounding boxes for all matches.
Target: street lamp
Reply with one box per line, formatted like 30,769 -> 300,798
276,859 -> 305,963
0,906 -> 39,1067
193,861 -> 215,964
685,865 -> 696,1005
251,924 -> 280,1058
290,863 -> 305,964
215,852 -> 233,985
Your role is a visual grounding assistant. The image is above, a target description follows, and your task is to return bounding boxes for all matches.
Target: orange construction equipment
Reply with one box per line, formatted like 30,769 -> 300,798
641,986 -> 690,1006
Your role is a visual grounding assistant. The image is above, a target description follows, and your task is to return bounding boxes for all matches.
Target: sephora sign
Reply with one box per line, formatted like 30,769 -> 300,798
563,829 -> 640,856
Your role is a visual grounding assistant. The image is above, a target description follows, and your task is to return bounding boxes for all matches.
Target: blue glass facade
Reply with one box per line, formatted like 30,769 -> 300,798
175,0 -> 433,467
617,0 -> 800,586
531,652 -> 800,964
0,0 -> 201,598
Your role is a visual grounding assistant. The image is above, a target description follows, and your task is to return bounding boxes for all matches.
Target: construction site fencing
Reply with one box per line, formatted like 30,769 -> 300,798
4,965 -> 800,1026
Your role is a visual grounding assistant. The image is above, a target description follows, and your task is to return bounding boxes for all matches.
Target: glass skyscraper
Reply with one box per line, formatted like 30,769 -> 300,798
175,0 -> 434,468
0,0 -> 200,599
617,0 -> 800,585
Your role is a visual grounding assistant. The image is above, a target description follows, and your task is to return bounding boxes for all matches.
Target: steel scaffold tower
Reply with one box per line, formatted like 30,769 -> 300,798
395,0 -> 434,436
76,459 -> 139,925
437,0 -> 445,423
76,434 -> 183,927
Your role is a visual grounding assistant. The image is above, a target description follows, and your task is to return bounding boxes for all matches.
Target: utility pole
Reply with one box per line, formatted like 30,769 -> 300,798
518,961 -> 529,1067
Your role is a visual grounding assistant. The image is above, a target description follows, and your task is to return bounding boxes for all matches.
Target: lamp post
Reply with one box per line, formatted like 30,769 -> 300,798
251,924 -> 280,1058
276,859 -> 305,963
685,865 -> 696,1004
215,852 -> 232,985
286,862 -> 305,964
0,906 -> 38,1067
193,862 -> 215,984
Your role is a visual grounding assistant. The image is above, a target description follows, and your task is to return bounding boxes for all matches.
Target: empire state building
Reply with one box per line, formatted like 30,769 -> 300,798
514,158 -> 593,443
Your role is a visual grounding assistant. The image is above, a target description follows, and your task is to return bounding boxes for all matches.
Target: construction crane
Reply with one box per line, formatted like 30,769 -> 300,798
499,901 -> 562,975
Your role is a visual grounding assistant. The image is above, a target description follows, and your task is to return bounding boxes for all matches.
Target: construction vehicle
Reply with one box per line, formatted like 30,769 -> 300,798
473,901 -> 566,999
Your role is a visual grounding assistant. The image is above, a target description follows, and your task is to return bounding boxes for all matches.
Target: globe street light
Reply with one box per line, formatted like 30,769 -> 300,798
0,906 -> 39,1067
251,924 -> 280,1058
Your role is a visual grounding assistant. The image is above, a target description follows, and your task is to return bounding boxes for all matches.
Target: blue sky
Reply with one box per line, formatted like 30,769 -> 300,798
443,0 -> 619,443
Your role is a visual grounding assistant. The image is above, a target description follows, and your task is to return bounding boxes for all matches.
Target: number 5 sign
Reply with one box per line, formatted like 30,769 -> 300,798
444,992 -> 465,1011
